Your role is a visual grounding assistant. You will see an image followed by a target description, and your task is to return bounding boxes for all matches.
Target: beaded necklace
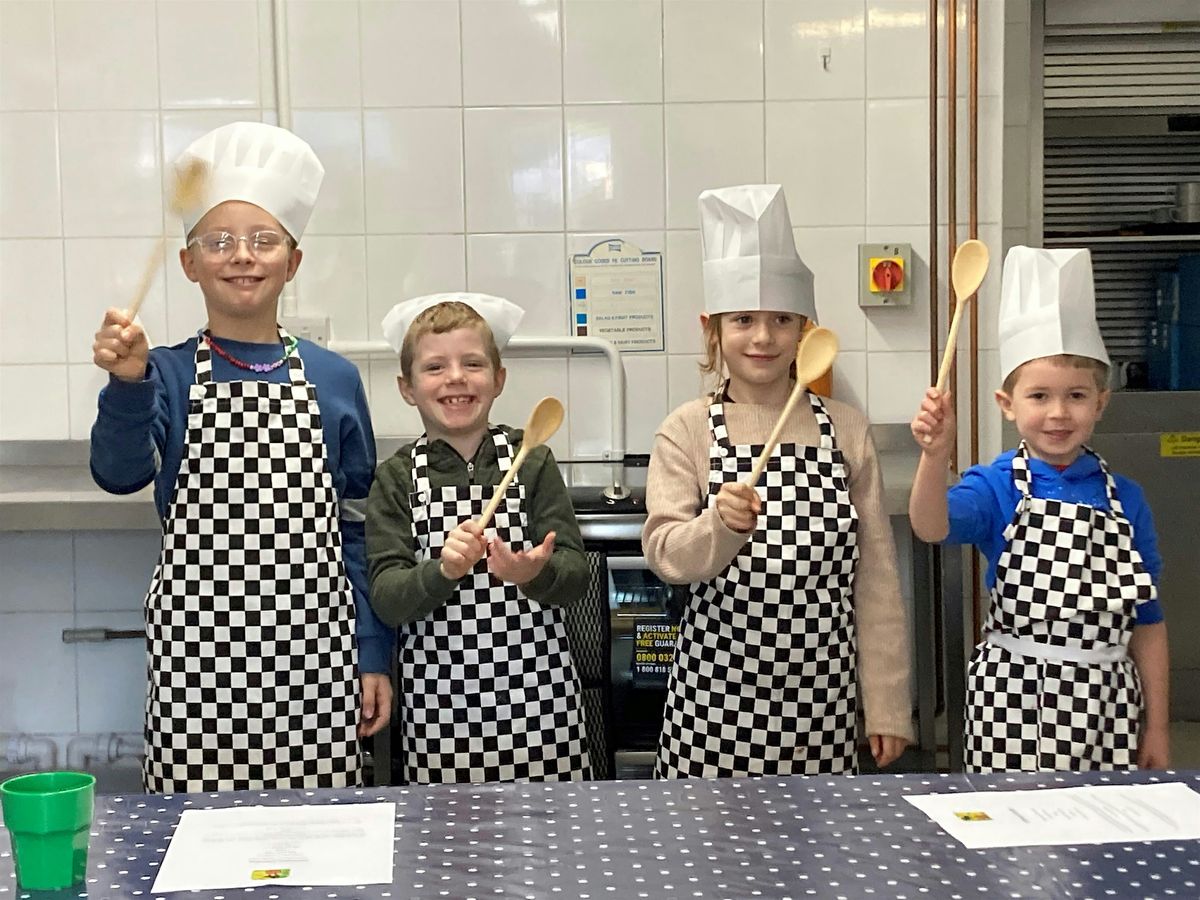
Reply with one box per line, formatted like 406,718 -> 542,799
200,329 -> 299,374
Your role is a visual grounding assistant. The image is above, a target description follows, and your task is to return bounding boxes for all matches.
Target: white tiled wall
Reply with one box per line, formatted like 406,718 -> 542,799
0,0 -> 1013,740
0,530 -> 155,738
0,0 -> 1009,452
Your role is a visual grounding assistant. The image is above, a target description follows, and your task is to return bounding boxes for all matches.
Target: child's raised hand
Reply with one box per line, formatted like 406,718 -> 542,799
488,531 -> 556,587
910,387 -> 955,457
715,482 -> 761,534
440,520 -> 487,581
93,307 -> 149,382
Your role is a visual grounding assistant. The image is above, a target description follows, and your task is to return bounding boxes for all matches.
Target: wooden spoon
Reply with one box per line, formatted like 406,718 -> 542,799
934,239 -> 990,393
476,396 -> 565,530
126,158 -> 210,320
923,239 -> 990,445
744,326 -> 839,487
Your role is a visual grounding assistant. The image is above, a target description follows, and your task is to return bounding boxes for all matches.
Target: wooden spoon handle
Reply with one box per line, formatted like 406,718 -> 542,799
745,381 -> 807,487
477,446 -> 528,531
935,298 -> 967,394
126,237 -> 166,321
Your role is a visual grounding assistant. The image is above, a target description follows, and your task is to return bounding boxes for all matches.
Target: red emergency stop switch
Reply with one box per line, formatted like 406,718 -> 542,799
871,258 -> 904,292
859,242 -> 912,306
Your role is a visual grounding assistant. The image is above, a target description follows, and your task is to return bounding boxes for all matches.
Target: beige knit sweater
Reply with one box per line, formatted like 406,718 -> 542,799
642,391 -> 916,743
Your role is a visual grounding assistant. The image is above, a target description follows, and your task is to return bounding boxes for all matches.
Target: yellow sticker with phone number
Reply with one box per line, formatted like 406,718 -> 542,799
1160,432 -> 1200,458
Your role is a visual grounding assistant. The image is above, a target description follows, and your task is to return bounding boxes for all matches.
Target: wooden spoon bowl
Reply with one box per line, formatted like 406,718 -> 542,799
744,326 -> 839,487
476,396 -> 564,530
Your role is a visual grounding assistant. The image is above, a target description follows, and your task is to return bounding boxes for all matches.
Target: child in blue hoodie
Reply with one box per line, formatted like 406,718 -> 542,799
909,245 -> 1168,774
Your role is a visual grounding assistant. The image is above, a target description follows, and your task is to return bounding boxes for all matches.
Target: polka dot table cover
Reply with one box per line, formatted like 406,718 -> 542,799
2,770 -> 1198,899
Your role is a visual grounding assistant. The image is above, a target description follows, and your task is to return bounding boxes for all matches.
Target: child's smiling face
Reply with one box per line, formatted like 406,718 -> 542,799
399,326 -> 506,446
180,200 -> 300,323
995,356 -> 1110,466
717,311 -> 805,392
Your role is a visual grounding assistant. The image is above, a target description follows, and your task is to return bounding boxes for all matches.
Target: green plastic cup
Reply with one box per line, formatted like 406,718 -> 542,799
1,771 -> 96,891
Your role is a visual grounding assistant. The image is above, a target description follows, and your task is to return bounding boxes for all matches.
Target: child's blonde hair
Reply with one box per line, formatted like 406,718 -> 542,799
698,313 -> 808,390
1002,354 -> 1110,395
400,301 -> 501,380
698,314 -> 726,387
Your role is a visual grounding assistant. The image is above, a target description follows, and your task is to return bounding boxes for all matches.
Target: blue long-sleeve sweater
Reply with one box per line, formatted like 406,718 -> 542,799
89,335 -> 394,673
944,448 -> 1164,625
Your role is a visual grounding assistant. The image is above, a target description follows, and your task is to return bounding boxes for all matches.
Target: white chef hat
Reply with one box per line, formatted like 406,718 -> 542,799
175,121 -> 324,241
698,184 -> 816,320
381,292 -> 525,356
998,246 -> 1109,382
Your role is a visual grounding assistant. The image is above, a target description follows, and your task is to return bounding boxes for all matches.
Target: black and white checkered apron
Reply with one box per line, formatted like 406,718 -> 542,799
399,427 -> 591,784
142,332 -> 361,793
656,390 -> 860,779
964,442 -> 1156,773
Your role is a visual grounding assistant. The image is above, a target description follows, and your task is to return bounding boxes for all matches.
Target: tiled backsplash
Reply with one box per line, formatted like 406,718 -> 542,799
0,530 -> 153,737
1,0 -> 1007,453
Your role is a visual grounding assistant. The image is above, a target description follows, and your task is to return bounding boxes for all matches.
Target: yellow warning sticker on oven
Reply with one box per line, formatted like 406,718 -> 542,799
1160,432 -> 1200,457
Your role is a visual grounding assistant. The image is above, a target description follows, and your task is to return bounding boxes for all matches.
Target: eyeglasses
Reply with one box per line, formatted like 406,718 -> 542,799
186,230 -> 291,261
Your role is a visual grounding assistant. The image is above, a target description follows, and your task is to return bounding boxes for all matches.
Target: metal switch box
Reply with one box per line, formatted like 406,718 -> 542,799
858,242 -> 912,307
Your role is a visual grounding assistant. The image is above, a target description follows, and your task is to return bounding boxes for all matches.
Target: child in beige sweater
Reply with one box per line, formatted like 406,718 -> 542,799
644,185 -> 913,779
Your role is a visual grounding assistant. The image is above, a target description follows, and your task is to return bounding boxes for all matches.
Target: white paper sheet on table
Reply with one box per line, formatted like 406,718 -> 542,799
904,782 -> 1200,849
150,802 -> 395,892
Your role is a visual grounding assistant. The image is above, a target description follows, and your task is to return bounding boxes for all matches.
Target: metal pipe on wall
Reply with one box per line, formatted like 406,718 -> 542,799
947,0 -> 958,478
968,0 -> 980,468
929,0 -> 940,387
328,335 -> 630,498
928,0 -> 951,769
944,0 -> 985,642
65,733 -> 142,771
61,627 -> 141,643
968,0 -> 983,640
272,0 -> 292,132
272,0 -> 299,318
3,734 -> 58,771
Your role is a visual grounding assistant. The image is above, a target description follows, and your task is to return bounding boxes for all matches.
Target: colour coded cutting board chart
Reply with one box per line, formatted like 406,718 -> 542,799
570,239 -> 664,351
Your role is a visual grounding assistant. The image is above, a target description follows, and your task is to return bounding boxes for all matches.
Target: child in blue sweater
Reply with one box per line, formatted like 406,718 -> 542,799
909,245 -> 1168,774
89,122 -> 392,793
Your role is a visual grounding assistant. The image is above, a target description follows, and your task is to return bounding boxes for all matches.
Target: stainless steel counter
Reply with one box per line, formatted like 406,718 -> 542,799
0,438 -> 922,531
0,465 -> 159,531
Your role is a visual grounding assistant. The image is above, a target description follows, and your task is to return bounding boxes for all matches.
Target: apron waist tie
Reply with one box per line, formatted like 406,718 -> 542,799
984,630 -> 1128,664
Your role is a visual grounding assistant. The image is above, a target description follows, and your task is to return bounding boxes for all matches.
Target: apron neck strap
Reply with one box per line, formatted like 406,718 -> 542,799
1013,441 -> 1121,512
807,392 -> 835,451
411,436 -> 431,495
277,327 -> 305,386
411,427 -> 515,496
195,335 -> 214,385
1087,445 -> 1123,514
1012,441 -> 1034,498
707,383 -> 733,449
708,382 -> 836,451
492,427 -> 515,474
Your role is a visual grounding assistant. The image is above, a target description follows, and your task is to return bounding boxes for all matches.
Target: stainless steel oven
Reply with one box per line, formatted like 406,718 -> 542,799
570,469 -> 685,780
604,555 -> 683,778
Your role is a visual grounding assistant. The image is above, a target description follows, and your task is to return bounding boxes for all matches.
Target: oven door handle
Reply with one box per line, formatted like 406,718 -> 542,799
606,556 -> 651,571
